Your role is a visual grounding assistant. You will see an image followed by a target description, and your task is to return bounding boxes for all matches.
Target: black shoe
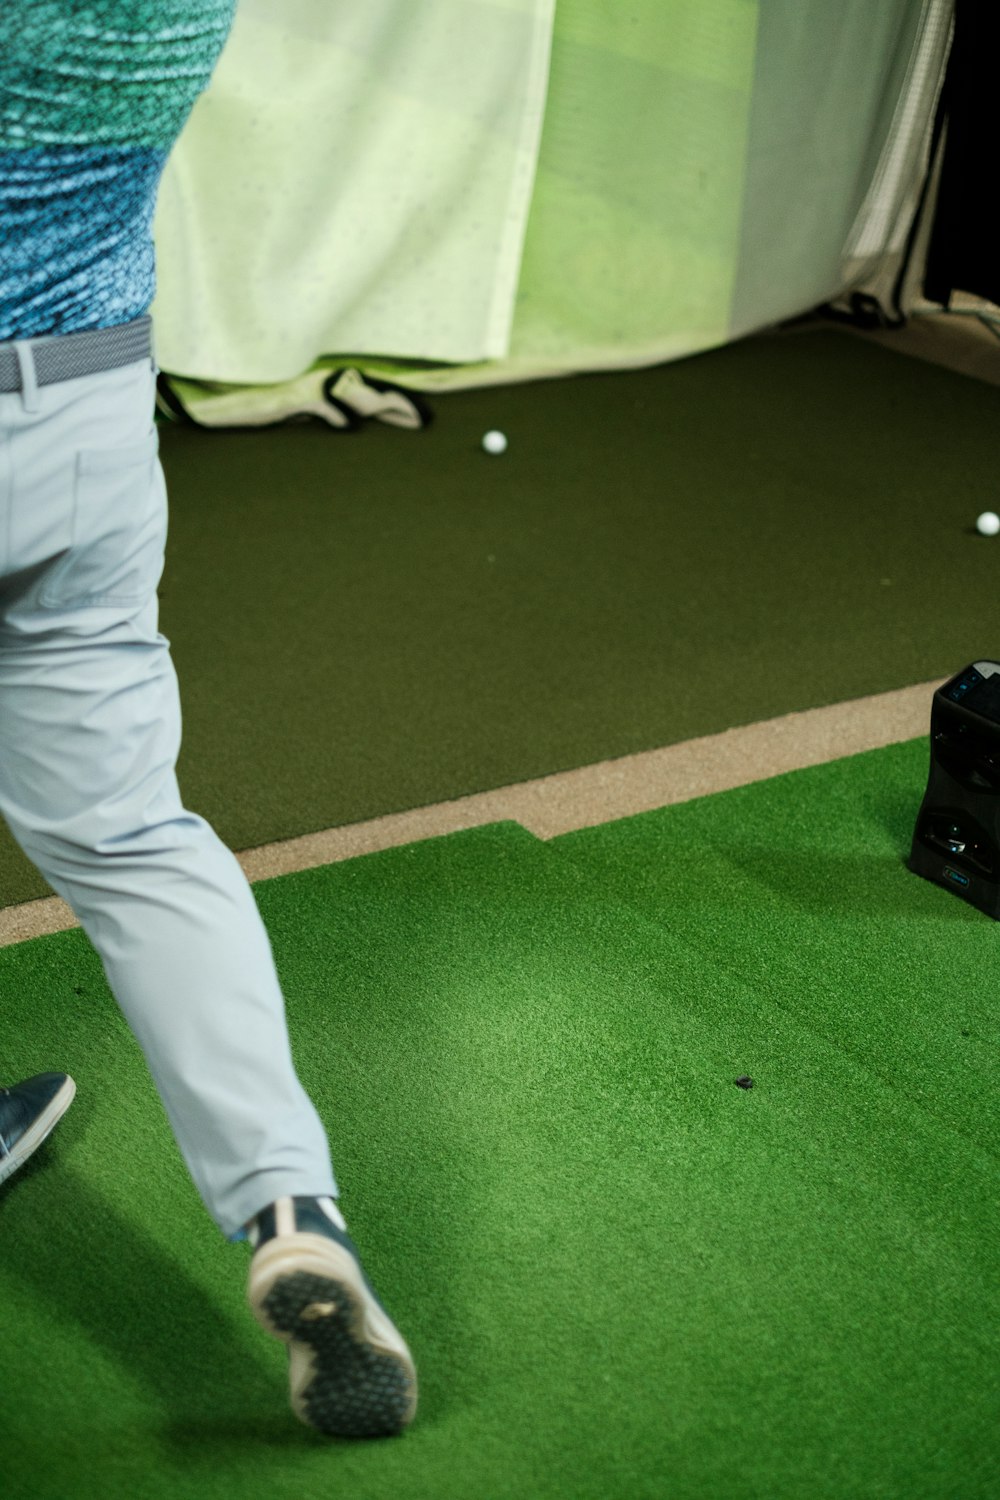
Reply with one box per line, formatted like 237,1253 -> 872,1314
246,1195 -> 418,1438
0,1073 -> 76,1187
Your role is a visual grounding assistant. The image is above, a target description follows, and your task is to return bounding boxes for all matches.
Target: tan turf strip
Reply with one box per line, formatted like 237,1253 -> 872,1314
0,679 -> 940,948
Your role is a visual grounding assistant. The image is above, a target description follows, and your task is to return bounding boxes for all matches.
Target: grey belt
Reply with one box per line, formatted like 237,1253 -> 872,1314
0,316 -> 154,395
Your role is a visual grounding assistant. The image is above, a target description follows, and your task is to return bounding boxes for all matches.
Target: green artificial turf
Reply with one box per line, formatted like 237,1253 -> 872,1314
1,740 -> 997,1498
4,328 -> 1000,906
553,736 -> 1000,1158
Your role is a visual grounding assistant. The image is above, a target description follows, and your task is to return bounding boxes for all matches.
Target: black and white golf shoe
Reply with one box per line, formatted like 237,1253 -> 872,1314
246,1195 -> 417,1438
0,1072 -> 75,1188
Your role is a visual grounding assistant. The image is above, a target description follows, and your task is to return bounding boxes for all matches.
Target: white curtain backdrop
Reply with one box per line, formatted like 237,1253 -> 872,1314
152,0 -> 555,382
150,0 -> 954,419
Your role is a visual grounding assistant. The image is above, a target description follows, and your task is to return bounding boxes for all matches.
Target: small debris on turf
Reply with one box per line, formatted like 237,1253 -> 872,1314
735,1076 -> 754,1090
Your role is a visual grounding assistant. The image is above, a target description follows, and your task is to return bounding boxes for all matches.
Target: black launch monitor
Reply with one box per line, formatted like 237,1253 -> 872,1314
908,660 -> 1000,918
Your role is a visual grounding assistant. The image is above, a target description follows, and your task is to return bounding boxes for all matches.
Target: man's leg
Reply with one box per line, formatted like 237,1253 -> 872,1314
0,346 -> 337,1238
0,329 -> 417,1435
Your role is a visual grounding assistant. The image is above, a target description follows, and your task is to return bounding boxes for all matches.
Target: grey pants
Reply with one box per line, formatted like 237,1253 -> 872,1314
0,319 -> 337,1237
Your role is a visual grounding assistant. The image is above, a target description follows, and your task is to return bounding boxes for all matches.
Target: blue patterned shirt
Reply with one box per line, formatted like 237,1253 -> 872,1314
0,0 -> 236,340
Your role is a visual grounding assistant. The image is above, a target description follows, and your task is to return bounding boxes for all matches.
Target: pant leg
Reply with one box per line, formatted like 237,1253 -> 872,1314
0,343 -> 337,1238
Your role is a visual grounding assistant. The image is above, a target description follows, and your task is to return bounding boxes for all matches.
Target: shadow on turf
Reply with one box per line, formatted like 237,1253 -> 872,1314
0,1152 -> 322,1454
718,847 -> 981,921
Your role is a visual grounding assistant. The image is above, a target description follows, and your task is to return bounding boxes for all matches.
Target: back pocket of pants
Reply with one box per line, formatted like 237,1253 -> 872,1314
40,431 -> 166,609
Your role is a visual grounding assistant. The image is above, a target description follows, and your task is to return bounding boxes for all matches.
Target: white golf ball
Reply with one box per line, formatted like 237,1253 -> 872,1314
976,511 -> 1000,536
482,429 -> 507,455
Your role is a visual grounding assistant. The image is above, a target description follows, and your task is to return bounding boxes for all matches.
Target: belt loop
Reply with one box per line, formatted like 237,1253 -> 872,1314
13,342 -> 41,414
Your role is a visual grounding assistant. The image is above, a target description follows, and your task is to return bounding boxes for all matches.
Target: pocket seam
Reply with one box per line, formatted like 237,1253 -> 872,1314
77,431 -> 160,477
39,433 -> 164,610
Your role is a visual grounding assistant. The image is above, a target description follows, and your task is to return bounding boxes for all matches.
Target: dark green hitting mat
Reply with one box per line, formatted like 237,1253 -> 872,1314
1,739 -> 997,1499
3,328 -> 1000,907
